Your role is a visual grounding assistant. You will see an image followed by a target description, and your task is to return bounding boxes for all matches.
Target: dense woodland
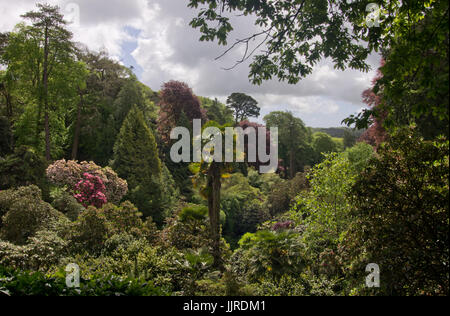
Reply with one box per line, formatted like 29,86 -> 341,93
0,1 -> 448,296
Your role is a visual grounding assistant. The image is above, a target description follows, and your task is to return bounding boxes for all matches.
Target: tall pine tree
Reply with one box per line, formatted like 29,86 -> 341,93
112,105 -> 165,223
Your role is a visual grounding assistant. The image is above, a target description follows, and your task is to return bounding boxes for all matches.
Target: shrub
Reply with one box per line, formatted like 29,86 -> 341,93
73,173 -> 107,208
0,265 -> 168,296
69,206 -> 108,254
101,201 -> 154,240
0,186 -> 66,245
232,230 -> 307,282
179,205 -> 208,222
46,160 -> 128,204
59,238 -> 185,293
344,128 -> 449,296
162,209 -> 211,251
68,201 -> 157,254
254,273 -> 339,296
50,188 -> 84,221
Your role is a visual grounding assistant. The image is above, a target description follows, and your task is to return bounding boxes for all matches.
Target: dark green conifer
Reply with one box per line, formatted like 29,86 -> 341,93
112,105 -> 164,222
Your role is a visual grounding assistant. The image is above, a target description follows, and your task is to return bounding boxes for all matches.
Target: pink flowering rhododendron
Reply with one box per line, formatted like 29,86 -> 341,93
46,160 -> 128,203
73,173 -> 107,208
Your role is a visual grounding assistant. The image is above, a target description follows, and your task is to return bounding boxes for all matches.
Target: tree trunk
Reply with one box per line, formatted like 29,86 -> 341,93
289,150 -> 295,179
43,25 -> 50,161
4,92 -> 12,118
71,89 -> 84,160
207,162 -> 222,269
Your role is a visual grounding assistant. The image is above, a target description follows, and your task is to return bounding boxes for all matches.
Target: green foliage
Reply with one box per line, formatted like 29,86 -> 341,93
0,230 -> 68,271
179,205 -> 208,222
376,2 -> 448,137
112,105 -> 172,224
163,208 -> 212,251
232,230 -> 306,282
220,173 -> 268,245
312,132 -> 338,158
344,142 -> 374,174
69,206 -> 108,254
0,146 -> 49,196
291,154 -> 358,248
49,187 -> 73,213
254,273 -> 339,296
344,128 -> 449,295
68,201 -> 155,254
264,111 -> 308,177
226,92 -> 260,123
188,0 -> 375,84
0,265 -> 167,296
266,172 -> 309,216
0,185 -> 66,245
200,97 -> 234,125
0,116 -> 13,156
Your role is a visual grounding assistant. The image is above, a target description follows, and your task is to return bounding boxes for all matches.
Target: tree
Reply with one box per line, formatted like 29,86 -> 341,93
264,111 -> 307,178
226,93 -> 260,124
21,4 -> 76,161
344,128 -> 449,295
71,49 -> 131,165
343,129 -> 357,149
0,116 -> 13,156
355,65 -> 388,148
46,159 -> 128,205
312,132 -> 337,159
238,120 -> 273,173
188,1 -> 448,132
112,105 -> 165,223
200,96 -> 234,125
0,32 -> 8,57
188,0 -> 378,85
158,80 -> 205,143
189,121 -> 235,268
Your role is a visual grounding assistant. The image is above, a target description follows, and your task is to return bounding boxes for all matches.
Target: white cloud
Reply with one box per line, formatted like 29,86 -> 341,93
0,0 -> 380,127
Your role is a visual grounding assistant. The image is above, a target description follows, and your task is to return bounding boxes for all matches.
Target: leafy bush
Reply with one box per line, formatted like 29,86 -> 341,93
232,230 -> 307,282
0,230 -> 68,271
50,188 -> 84,221
101,201 -> 155,240
162,209 -> 212,251
68,201 -> 157,254
0,186 -> 67,245
179,205 -> 208,222
266,172 -> 309,216
59,236 -> 186,293
46,160 -> 128,204
73,173 -> 107,208
69,206 -> 109,254
343,128 -> 449,296
254,273 -> 339,296
220,173 -> 269,245
0,265 -> 167,296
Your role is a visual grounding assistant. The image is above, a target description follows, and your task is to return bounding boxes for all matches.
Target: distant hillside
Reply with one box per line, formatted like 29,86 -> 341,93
310,127 -> 365,139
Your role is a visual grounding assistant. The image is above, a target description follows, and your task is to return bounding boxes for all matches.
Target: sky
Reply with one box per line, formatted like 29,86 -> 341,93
0,0 -> 381,128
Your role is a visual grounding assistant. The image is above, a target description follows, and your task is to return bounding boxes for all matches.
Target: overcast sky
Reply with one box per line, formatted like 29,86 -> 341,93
0,0 -> 381,127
